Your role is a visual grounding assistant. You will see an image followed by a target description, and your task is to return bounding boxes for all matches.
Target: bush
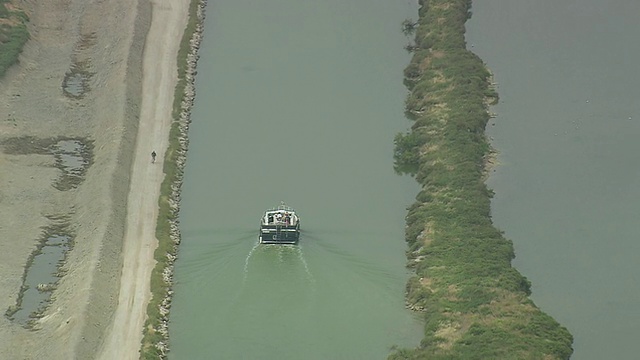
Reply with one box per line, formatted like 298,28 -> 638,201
0,5 -> 29,78
390,0 -> 573,358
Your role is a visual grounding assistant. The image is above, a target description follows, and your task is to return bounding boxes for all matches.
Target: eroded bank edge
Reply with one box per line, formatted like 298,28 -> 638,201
138,0 -> 205,358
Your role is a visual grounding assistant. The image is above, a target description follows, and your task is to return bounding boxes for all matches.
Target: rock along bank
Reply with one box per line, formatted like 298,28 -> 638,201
138,0 -> 205,358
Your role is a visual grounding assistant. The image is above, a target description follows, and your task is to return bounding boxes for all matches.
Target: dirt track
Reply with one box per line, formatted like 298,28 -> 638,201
96,0 -> 189,358
0,0 -> 189,358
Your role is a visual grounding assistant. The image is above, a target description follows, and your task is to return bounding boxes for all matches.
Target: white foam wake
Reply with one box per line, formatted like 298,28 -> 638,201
242,241 -> 260,283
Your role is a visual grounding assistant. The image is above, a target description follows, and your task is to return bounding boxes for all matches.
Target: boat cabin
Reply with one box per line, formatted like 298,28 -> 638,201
259,203 -> 300,244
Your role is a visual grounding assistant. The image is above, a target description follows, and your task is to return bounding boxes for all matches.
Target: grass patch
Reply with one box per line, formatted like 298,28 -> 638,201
389,0 -> 573,359
0,1 -> 29,78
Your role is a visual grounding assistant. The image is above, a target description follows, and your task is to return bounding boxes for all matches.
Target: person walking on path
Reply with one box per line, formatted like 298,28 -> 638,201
151,150 -> 157,163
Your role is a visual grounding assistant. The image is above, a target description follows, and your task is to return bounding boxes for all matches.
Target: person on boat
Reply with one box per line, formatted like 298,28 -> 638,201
151,150 -> 157,163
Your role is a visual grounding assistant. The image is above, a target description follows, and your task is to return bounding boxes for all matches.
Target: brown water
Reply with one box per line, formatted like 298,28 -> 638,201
466,1 -> 640,359
168,0 -> 424,358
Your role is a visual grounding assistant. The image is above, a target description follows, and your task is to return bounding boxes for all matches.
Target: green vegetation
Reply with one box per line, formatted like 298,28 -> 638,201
139,0 -> 202,358
0,0 -> 29,78
390,0 -> 573,359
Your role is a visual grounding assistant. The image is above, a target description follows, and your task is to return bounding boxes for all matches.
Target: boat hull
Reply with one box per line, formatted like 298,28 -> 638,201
259,224 -> 300,244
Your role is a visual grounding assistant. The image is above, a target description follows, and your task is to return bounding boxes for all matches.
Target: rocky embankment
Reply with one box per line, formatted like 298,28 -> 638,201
139,0 -> 206,359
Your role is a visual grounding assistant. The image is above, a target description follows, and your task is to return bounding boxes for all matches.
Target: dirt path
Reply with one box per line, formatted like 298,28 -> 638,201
96,0 -> 190,358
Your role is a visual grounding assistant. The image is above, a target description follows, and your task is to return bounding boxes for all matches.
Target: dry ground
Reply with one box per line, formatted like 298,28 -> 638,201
0,0 -> 188,358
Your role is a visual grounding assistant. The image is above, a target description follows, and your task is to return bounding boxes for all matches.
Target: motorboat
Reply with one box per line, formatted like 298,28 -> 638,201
259,202 -> 300,244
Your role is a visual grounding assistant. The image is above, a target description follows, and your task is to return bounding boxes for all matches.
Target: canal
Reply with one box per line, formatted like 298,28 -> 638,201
168,0 -> 423,358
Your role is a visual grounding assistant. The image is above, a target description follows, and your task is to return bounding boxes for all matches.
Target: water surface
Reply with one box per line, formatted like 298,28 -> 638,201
466,1 -> 640,358
169,0 -> 423,358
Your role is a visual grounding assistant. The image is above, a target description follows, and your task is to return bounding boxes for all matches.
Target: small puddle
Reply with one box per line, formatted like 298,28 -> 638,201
7,232 -> 73,327
63,73 -> 87,97
52,139 -> 92,191
62,62 -> 92,99
0,136 -> 93,190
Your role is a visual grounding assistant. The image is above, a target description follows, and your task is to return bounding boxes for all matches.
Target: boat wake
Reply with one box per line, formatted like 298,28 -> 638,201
294,245 -> 314,284
271,245 -> 315,283
242,241 -> 261,284
242,243 -> 315,285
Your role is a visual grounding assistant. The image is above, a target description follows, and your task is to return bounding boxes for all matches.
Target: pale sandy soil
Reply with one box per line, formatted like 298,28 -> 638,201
0,0 -> 189,359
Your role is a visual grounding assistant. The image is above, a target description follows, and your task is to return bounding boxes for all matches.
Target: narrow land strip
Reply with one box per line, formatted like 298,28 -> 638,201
390,0 -> 573,358
96,0 -> 190,359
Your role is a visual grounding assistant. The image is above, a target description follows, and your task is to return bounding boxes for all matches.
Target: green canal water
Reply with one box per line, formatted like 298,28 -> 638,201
168,0 -> 423,358
466,1 -> 640,359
